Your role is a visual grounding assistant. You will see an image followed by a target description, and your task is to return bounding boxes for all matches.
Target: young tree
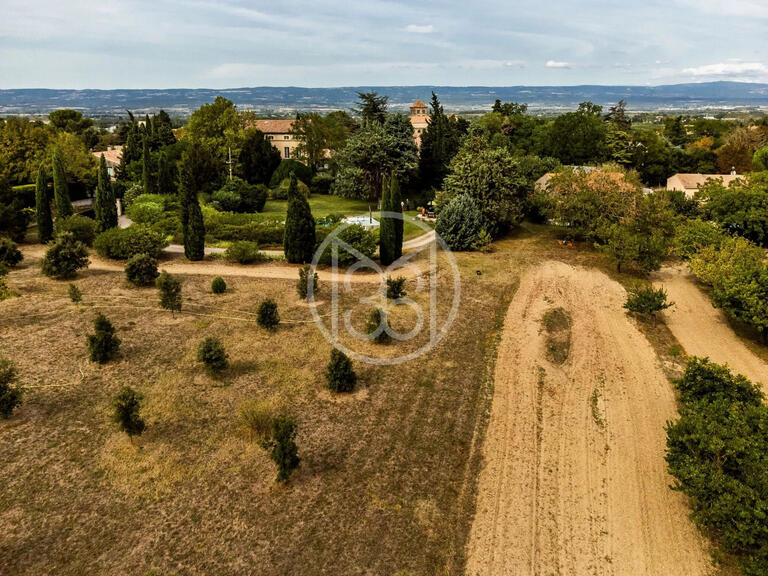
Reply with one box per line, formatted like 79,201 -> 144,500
365,307 -> 391,344
111,386 -> 146,440
52,147 -> 73,221
35,164 -> 53,243
265,415 -> 300,483
88,313 -> 121,364
283,173 -> 316,263
156,271 -> 182,316
94,154 -> 118,231
179,141 -> 207,261
197,336 -> 229,375
297,265 -> 318,300
257,298 -> 280,329
0,357 -> 23,419
325,348 -> 357,392
624,285 -> 673,320
238,128 -> 282,185
41,232 -> 89,279
124,253 -> 159,286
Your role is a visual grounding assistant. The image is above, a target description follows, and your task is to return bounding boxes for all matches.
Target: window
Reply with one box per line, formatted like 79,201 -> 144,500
267,135 -> 274,140
284,147 -> 290,159
284,135 -> 290,140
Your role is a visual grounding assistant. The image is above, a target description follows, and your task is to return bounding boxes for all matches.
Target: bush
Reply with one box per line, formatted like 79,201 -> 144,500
197,336 -> 229,375
269,159 -> 312,188
325,348 -> 356,393
68,283 -> 82,302
224,241 -> 266,264
0,357 -> 23,419
273,177 -> 311,200
239,398 -> 276,441
156,271 -> 182,315
211,187 -> 242,212
675,218 -> 725,260
41,232 -> 89,279
315,224 -> 377,266
57,214 -> 97,246
310,173 -> 334,196
257,299 -> 279,329
297,265 -> 318,299
0,237 -> 22,267
624,285 -> 673,318
264,415 -> 300,483
122,183 -> 144,210
88,313 -> 121,364
211,276 -> 227,294
94,225 -> 168,260
212,177 -> 268,213
472,229 -> 493,252
126,197 -> 165,224
435,193 -> 484,251
111,386 -> 145,439
365,308 -> 391,344
124,253 -> 159,286
386,276 -> 406,300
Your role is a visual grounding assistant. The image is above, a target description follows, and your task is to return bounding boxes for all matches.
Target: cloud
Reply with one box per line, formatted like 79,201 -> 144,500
675,0 -> 768,18
405,24 -> 434,34
545,60 -> 570,69
682,61 -> 767,77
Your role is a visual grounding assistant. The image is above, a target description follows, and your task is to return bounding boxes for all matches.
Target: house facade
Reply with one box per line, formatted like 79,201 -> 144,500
666,173 -> 743,198
91,145 -> 123,178
253,119 -> 299,160
409,100 -> 429,146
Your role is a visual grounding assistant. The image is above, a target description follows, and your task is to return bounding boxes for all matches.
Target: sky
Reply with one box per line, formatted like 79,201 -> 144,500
1,0 -> 767,89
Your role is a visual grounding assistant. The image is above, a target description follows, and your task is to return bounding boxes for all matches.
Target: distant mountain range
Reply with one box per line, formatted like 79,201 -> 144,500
2,82 -> 768,116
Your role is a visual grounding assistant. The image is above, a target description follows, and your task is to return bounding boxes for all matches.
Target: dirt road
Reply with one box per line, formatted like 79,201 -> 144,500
653,263 -> 768,392
466,260 -> 711,576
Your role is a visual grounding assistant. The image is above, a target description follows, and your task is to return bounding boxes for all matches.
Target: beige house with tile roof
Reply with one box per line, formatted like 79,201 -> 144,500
253,119 -> 299,160
666,173 -> 743,198
91,145 -> 123,178
409,100 -> 429,146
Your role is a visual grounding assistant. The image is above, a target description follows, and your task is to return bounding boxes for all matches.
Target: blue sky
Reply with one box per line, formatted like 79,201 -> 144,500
1,0 -> 767,88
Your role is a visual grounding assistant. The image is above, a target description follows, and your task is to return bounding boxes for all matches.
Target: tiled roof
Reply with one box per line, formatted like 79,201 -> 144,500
93,145 -> 122,166
668,173 -> 743,189
410,100 -> 427,108
252,119 -> 295,134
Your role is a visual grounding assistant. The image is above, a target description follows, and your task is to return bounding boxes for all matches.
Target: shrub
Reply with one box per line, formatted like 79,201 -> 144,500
122,183 -> 144,210
0,237 -> 22,267
94,225 -> 168,260
239,398 -> 276,441
325,348 -> 356,393
111,386 -> 145,439
211,187 -> 242,212
675,218 -> 725,260
124,253 -> 159,286
472,229 -> 493,253
211,276 -> 227,294
365,308 -> 391,344
257,299 -> 279,330
225,241 -> 266,264
264,415 -> 300,483
623,285 -> 673,319
435,193 -> 484,251
211,177 -> 268,213
156,271 -> 182,315
315,224 -> 377,266
56,214 -> 97,246
273,177 -> 311,200
269,159 -> 312,188
241,183 -> 268,213
0,357 -> 23,419
126,197 -> 164,224
310,172 -> 334,195
87,313 -> 121,364
68,283 -> 82,302
41,232 -> 89,279
297,265 -> 318,300
197,336 -> 229,375
386,276 -> 407,300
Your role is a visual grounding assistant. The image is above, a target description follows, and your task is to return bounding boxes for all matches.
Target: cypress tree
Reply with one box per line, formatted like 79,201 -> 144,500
179,141 -> 207,261
52,148 -> 73,221
35,164 -> 53,243
283,173 -> 316,263
95,154 -> 118,231
379,175 -> 395,265
390,174 -> 403,261
142,136 -> 155,195
156,151 -> 175,195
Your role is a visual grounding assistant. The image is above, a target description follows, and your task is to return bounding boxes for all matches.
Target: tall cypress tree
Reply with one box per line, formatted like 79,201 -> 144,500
156,151 -> 175,195
379,175 -> 395,265
52,147 -> 73,222
179,142 -> 206,261
390,174 -> 403,261
35,164 -> 53,243
142,136 -> 155,195
283,173 -> 316,263
95,154 -> 117,231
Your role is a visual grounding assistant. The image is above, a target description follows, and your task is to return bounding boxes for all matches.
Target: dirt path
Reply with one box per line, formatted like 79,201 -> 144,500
466,260 -> 711,576
653,263 -> 768,391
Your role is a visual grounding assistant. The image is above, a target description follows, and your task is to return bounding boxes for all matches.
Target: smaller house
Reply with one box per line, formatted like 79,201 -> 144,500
409,100 -> 429,147
535,166 -> 599,191
666,173 -> 743,198
253,119 -> 299,160
91,145 -> 123,179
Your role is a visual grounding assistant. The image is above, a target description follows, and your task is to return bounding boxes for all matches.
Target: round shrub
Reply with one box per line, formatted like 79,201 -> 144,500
126,197 -> 164,224
211,276 -> 227,294
94,225 -> 168,260
241,183 -> 268,213
211,187 -> 242,212
269,159 -> 312,188
41,232 -> 89,279
225,241 -> 266,264
0,237 -> 22,267
124,253 -> 159,286
310,173 -> 334,196
197,336 -> 229,374
212,177 -> 268,213
325,349 -> 356,393
257,298 -> 279,329
435,194 -> 485,251
57,214 -> 97,246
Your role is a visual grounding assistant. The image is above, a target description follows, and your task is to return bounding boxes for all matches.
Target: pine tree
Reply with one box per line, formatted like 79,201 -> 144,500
35,164 -> 53,243
156,271 -> 182,316
87,313 -> 121,364
142,136 -> 155,195
325,348 -> 357,392
379,175 -> 396,265
283,173 -> 316,263
111,386 -> 145,439
52,147 -> 73,221
179,142 -> 206,261
95,154 -> 117,231
265,415 -> 300,483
